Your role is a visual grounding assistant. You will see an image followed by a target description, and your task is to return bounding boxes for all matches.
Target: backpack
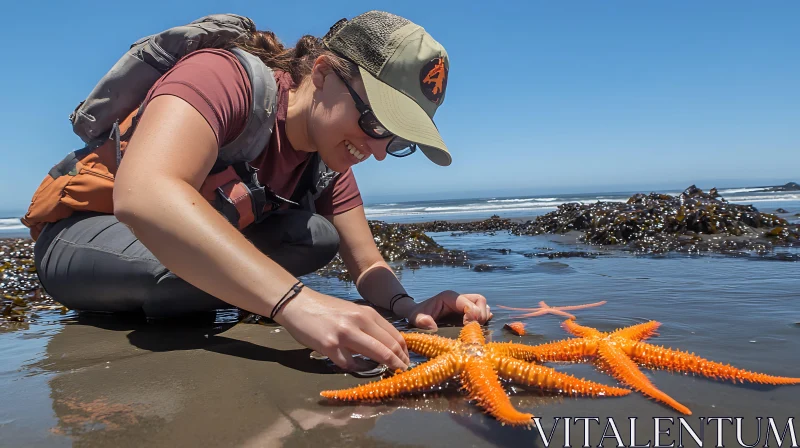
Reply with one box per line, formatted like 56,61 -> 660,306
21,14 -> 339,240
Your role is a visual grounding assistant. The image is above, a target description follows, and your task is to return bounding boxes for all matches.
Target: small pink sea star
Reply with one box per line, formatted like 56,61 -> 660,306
497,300 -> 607,320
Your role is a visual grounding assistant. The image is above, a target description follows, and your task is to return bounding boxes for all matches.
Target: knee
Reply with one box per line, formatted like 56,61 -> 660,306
246,209 -> 341,276
305,213 -> 340,269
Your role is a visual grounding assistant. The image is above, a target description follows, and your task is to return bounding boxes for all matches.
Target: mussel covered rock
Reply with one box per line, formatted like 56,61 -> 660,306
1,238 -> 62,327
511,185 -> 799,254
317,221 -> 468,281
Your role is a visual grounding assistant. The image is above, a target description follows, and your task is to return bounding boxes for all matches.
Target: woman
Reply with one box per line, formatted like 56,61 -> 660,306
29,11 -> 492,373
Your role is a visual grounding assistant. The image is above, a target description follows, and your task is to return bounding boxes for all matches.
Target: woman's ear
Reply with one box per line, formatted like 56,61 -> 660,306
311,56 -> 333,89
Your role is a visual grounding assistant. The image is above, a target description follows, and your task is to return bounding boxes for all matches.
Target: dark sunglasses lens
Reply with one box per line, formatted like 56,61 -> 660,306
359,113 -> 392,139
387,138 -> 417,157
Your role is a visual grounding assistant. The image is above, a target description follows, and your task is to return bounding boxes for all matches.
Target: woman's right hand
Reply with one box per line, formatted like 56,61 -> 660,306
273,289 -> 410,372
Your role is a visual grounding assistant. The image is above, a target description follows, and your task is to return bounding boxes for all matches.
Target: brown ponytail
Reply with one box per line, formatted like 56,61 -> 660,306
234,30 -> 357,85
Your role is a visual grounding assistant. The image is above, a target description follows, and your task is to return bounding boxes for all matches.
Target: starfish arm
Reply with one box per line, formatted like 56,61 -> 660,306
497,305 -> 545,312
459,322 -> 486,345
597,340 -> 692,415
625,341 -> 800,385
610,321 -> 661,341
513,310 -> 549,318
491,355 -> 630,397
562,319 -> 604,338
320,352 -> 463,401
402,332 -> 455,359
488,339 -> 593,362
549,309 -> 577,319
552,300 -> 607,311
461,357 -> 533,427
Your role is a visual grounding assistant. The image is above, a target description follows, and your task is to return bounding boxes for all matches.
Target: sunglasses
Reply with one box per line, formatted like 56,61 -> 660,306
335,72 -> 417,158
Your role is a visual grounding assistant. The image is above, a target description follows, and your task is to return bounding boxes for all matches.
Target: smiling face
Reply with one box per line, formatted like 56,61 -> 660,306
302,58 -> 392,173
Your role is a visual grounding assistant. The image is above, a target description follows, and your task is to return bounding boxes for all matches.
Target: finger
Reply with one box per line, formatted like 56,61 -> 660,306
455,294 -> 485,322
343,329 -> 409,372
367,317 -> 411,366
328,347 -> 360,371
466,294 -> 489,322
370,310 -> 410,355
412,313 -> 438,331
472,295 -> 490,322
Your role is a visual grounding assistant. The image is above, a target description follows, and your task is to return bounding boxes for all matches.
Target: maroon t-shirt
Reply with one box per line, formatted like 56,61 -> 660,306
139,48 -> 363,216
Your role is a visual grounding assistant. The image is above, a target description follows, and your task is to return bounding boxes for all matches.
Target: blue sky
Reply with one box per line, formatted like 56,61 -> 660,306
1,1 -> 798,214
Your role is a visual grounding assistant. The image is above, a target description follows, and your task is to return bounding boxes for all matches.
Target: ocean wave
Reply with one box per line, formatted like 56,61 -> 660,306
487,197 -> 557,203
0,218 -> 26,231
718,187 -> 770,195
726,194 -> 800,203
363,206 -> 428,214
364,198 -> 631,217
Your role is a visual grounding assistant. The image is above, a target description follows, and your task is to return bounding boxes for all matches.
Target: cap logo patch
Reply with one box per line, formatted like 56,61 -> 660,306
420,57 -> 447,104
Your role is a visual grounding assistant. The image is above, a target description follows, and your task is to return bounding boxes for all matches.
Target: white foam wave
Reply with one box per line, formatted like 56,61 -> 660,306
727,194 -> 800,203
424,202 -> 559,212
365,197 -> 631,217
0,218 -> 26,231
363,206 -> 428,214
487,197 -> 557,203
718,187 -> 770,195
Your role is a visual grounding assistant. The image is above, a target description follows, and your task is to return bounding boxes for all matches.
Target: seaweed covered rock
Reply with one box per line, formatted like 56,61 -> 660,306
513,185 -> 799,254
1,239 -> 63,327
317,220 -> 468,281
412,215 -> 514,234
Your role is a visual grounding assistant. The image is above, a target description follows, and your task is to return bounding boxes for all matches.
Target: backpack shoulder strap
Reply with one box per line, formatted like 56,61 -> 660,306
290,153 -> 341,213
217,48 -> 279,165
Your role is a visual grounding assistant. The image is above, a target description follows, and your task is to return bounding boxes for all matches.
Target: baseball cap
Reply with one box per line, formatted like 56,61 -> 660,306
322,11 -> 452,166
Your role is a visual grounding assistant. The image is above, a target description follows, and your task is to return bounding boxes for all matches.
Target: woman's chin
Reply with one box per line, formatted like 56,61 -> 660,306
318,151 -> 353,173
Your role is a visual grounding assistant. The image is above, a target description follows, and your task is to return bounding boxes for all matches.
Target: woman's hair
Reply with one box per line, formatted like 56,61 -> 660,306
234,30 -> 358,86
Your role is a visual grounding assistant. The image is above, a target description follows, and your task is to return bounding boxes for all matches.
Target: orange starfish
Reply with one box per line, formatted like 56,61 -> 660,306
320,322 -> 630,427
493,319 -> 800,415
504,322 -> 526,336
497,300 -> 606,319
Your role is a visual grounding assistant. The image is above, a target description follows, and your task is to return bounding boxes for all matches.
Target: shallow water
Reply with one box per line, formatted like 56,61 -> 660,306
0,230 -> 798,447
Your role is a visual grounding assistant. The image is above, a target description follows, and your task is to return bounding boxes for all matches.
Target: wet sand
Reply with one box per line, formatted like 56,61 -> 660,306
3,308 -> 798,447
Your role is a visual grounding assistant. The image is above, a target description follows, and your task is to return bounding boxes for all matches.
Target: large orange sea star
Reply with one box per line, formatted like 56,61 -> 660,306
320,322 -> 630,427
492,319 -> 800,415
497,300 -> 607,319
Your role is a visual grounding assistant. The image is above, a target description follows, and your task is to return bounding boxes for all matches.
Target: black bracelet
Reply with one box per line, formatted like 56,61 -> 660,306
389,293 -> 414,313
270,281 -> 304,320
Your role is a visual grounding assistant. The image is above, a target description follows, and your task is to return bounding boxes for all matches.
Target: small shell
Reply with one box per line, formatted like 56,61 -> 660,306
504,322 -> 526,336
309,351 -> 389,377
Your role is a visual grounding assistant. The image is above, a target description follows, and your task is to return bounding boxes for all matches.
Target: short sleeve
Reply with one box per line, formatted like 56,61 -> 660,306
314,168 -> 364,216
141,49 -> 252,149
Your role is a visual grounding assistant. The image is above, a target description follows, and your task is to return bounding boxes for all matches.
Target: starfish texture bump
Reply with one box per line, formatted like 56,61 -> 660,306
320,322 -> 630,427
493,319 -> 800,415
497,300 -> 607,319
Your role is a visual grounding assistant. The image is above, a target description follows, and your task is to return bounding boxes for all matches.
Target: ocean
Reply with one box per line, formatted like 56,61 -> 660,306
362,186 -> 800,223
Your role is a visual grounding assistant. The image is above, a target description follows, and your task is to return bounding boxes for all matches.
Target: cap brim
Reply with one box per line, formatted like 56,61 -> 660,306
359,67 -> 451,166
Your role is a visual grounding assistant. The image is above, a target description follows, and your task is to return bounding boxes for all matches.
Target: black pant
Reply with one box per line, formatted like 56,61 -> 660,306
33,210 -> 340,317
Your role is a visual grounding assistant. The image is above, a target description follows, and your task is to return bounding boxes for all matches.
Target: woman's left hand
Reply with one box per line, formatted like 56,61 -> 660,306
399,290 -> 493,331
